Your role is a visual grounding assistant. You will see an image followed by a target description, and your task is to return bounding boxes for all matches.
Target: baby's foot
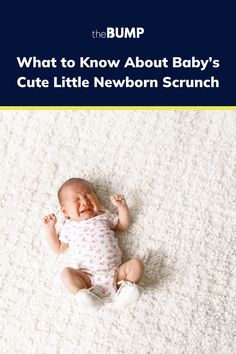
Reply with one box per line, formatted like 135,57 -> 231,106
75,288 -> 104,311
114,281 -> 141,308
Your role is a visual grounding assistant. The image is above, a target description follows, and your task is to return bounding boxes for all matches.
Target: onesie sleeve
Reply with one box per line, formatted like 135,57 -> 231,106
58,219 -> 70,244
105,211 -> 119,229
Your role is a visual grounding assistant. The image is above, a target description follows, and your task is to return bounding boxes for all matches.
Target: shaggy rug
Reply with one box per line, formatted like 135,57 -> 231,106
0,110 -> 235,354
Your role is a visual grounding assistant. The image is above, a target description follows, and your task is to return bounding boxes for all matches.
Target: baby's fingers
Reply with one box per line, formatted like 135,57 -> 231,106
117,195 -> 127,205
42,216 -> 50,223
49,213 -> 56,220
114,194 -> 125,201
110,195 -> 116,201
42,214 -> 57,223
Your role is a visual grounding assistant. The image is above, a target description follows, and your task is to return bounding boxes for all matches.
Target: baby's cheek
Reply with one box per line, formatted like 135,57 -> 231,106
93,201 -> 101,213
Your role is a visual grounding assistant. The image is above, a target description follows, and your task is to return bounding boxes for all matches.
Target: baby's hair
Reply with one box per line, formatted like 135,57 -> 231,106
58,178 -> 93,205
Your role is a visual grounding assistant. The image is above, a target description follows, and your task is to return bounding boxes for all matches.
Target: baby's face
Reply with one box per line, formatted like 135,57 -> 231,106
61,182 -> 101,221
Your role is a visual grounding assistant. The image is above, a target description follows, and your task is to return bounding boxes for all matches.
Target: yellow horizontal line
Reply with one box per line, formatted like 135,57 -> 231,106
0,106 -> 236,110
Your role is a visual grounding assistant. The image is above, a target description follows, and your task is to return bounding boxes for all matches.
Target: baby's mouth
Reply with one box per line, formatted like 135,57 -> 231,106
80,208 -> 92,215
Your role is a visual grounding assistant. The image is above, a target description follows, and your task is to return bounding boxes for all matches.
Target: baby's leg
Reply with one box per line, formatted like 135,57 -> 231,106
116,258 -> 144,285
60,267 -> 92,294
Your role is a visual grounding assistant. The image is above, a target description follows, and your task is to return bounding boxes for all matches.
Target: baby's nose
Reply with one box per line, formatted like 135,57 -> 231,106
81,196 -> 88,205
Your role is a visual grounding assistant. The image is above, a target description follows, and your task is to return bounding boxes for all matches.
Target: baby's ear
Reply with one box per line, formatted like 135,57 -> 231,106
61,207 -> 68,217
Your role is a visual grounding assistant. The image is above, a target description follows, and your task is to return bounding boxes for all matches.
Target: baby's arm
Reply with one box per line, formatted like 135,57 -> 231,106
42,213 -> 68,254
110,194 -> 131,231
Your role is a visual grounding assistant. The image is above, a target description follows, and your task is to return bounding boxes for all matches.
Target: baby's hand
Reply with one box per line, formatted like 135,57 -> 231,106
110,194 -> 127,208
42,213 -> 57,228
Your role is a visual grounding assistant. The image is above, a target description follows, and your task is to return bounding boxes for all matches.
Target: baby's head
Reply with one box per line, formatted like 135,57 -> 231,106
58,178 -> 101,221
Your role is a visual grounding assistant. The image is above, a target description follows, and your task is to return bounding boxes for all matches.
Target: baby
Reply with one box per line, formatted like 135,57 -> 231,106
43,178 -> 144,310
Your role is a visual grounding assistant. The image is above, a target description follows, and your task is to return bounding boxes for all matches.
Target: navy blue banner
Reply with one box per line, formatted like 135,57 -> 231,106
0,1 -> 235,106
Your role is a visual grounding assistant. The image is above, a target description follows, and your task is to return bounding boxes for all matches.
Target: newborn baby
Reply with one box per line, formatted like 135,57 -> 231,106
43,178 -> 144,310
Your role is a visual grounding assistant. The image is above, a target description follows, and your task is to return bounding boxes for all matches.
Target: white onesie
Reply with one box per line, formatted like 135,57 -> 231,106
59,209 -> 122,302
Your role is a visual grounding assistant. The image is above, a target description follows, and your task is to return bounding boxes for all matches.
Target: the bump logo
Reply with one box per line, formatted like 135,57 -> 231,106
92,27 -> 144,39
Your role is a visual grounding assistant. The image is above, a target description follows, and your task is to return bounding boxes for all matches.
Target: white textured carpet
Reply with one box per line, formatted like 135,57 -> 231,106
0,110 -> 235,354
